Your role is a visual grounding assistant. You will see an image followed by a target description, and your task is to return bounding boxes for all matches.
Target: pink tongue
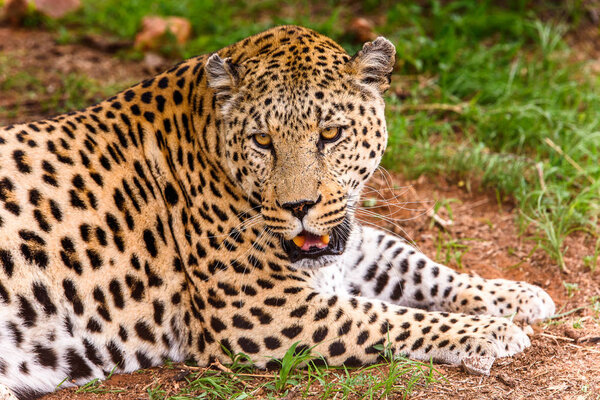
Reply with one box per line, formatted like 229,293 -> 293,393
301,232 -> 328,251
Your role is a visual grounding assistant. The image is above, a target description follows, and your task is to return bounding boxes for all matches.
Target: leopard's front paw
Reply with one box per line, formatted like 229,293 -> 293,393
452,279 -> 555,324
406,313 -> 531,367
485,279 -> 555,323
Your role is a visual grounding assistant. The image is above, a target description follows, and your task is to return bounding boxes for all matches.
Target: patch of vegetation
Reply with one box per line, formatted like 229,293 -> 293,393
379,1 -> 600,271
0,54 -> 130,120
145,342 -> 441,399
31,0 -> 352,57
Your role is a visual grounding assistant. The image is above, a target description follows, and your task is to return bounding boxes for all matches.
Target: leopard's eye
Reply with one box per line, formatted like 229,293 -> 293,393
320,127 -> 342,143
252,133 -> 272,148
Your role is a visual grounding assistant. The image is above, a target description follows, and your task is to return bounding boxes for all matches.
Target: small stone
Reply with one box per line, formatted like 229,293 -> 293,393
34,0 -> 81,18
563,326 -> 583,341
347,17 -> 377,43
135,16 -> 192,51
461,354 -> 495,375
496,373 -> 517,388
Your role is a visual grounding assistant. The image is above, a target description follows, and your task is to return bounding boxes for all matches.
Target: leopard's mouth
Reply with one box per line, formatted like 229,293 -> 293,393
280,218 -> 349,263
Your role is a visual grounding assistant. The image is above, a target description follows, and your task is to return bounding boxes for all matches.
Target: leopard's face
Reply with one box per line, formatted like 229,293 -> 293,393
207,37 -> 396,268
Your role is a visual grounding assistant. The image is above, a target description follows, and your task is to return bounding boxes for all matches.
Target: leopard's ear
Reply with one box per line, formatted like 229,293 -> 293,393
347,37 -> 396,94
205,54 -> 243,103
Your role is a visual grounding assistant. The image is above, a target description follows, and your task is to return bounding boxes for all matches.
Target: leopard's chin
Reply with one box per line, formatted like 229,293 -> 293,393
290,254 -> 343,270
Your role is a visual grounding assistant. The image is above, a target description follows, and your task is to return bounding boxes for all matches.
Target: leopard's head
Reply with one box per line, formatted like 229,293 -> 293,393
206,30 -> 395,269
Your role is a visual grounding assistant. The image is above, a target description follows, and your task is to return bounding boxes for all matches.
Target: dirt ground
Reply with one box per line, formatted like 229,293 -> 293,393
0,27 -> 599,399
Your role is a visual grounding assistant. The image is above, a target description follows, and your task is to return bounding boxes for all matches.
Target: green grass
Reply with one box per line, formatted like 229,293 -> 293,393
25,0 -> 355,57
130,342 -> 440,399
378,1 -> 600,271
0,53 -> 130,120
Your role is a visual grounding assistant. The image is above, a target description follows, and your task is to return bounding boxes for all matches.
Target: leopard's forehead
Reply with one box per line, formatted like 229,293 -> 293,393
223,26 -> 353,89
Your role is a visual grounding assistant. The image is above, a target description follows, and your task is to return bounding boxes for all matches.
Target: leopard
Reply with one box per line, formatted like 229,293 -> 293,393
0,25 -> 555,399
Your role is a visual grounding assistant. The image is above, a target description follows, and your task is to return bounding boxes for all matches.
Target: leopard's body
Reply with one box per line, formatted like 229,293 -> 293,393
0,26 -> 554,399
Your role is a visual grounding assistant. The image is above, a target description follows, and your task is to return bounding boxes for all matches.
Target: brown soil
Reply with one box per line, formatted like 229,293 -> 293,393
0,27 -> 598,400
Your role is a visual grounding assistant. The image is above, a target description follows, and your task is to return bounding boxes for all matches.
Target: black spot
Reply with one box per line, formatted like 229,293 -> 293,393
19,362 -> 29,374
314,307 -> 329,321
86,317 -> 102,333
32,282 -> 57,316
86,249 -> 103,269
328,341 -> 346,357
13,150 -> 31,173
357,330 -> 369,345
8,322 -> 23,345
109,279 -> 125,309
264,336 -> 281,350
17,295 -> 37,327
411,338 -> 424,351
69,190 -> 87,209
338,320 -> 352,336
156,95 -> 166,112
232,315 -> 254,330
0,282 -> 9,303
141,92 -> 153,104
135,321 -> 156,343
158,77 -> 169,88
34,344 -> 57,369
237,337 -> 260,354
281,325 -> 302,339
144,111 -> 155,123
173,90 -> 183,105
107,341 -> 124,367
143,229 -> 158,257
126,275 -> 145,300
312,326 -> 328,342
164,183 -> 179,205
119,325 -> 128,342
210,317 -> 227,333
66,348 -> 92,380
136,351 -> 153,368
374,272 -> 389,294
0,249 -> 14,277
153,300 -> 165,325
264,297 -> 285,306
124,90 -> 135,101
290,305 -> 308,318
63,279 -> 84,315
83,339 -> 103,366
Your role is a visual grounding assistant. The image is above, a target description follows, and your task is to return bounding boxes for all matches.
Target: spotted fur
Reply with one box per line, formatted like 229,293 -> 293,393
0,26 -> 554,399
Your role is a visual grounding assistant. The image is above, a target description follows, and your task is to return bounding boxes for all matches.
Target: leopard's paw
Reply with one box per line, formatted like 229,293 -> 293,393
452,278 -> 555,324
487,279 -> 555,324
412,314 -> 530,367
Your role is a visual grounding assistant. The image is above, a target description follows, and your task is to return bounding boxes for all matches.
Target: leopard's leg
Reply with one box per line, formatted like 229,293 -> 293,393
338,226 -> 555,324
208,284 -> 530,368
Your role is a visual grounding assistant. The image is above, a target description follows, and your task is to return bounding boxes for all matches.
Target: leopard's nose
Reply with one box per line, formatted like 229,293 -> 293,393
281,196 -> 321,220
